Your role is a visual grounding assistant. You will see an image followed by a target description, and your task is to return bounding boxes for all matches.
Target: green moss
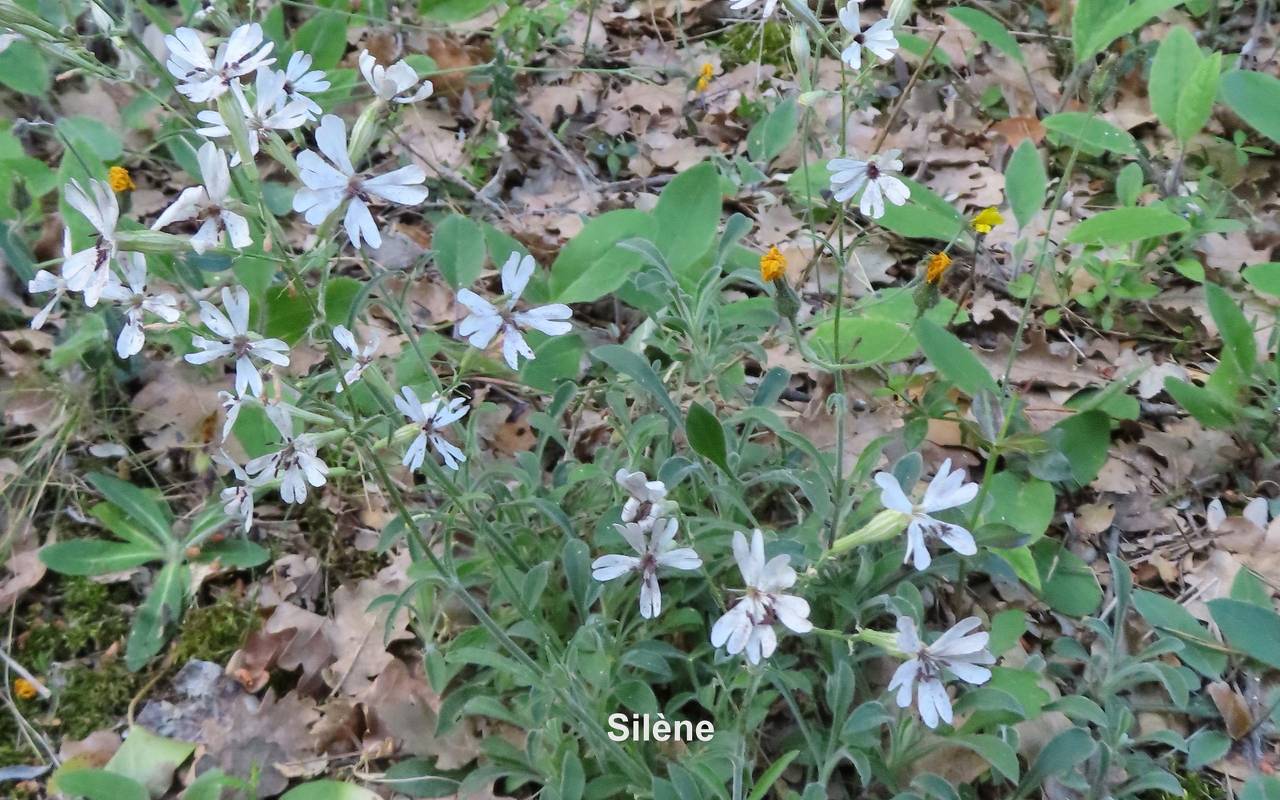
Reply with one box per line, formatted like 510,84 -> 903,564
20,577 -> 131,672
58,661 -> 142,740
717,21 -> 791,70
171,592 -> 259,665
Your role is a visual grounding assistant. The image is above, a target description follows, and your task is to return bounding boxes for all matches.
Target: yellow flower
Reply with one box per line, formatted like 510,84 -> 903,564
107,166 -> 135,193
760,245 -> 787,282
971,207 -> 1003,234
13,678 -> 37,701
925,252 -> 952,285
695,63 -> 714,93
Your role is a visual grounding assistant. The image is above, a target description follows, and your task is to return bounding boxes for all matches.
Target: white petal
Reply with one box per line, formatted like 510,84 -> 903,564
313,114 -> 355,176
591,554 -> 640,581
500,251 -> 535,302
873,472 -> 914,513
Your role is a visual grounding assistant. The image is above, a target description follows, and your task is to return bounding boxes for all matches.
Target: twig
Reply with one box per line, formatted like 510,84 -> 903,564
870,29 -> 945,155
518,107 -> 599,193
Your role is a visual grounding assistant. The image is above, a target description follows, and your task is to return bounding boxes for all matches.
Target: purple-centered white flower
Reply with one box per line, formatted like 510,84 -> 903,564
591,517 -> 702,619
99,252 -> 180,358
292,114 -> 429,250
358,50 -> 433,104
828,149 -> 910,219
165,24 -> 275,103
888,616 -> 994,729
615,469 -> 675,532
244,403 -> 329,505
394,386 -> 468,472
874,458 -> 979,571
152,141 -> 251,254
277,51 -> 330,119
196,69 -> 310,163
710,529 -> 812,665
838,2 -> 900,70
218,390 -> 247,442
185,285 -> 291,398
333,325 -> 379,392
456,252 -> 573,371
212,449 -> 259,533
61,179 -> 120,307
28,230 -> 71,330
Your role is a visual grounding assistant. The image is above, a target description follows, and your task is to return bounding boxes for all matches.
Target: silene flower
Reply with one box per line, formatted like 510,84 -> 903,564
332,324 -> 379,391
888,616 -> 994,729
100,252 -> 180,358
292,114 -> 429,250
212,449 -> 258,532
196,69 -> 310,163
185,285 -> 291,398
710,529 -> 812,665
152,141 -> 251,254
728,0 -> 779,19
277,51 -> 330,119
244,403 -> 329,505
838,1 -> 900,70
456,252 -> 573,370
591,517 -> 702,619
218,390 -> 246,442
165,23 -> 275,103
28,230 -> 72,330
615,469 -> 674,532
61,179 -> 120,307
828,149 -> 910,219
358,50 -> 433,104
874,459 -> 979,571
394,386 -> 468,472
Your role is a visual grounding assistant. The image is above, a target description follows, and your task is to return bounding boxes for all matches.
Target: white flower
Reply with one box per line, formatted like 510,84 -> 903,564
875,459 -> 979,571
218,390 -> 246,442
277,51 -> 330,119
456,252 -> 573,370
728,0 -> 779,18
212,449 -> 258,533
185,285 -> 291,398
292,114 -> 429,250
99,252 -> 180,358
152,141 -> 252,254
28,230 -> 71,329
615,469 -> 674,532
358,50 -> 433,104
394,386 -> 468,472
165,24 -> 275,103
591,517 -> 702,619
710,529 -> 812,665
333,325 -> 379,391
828,149 -> 910,219
196,70 -> 310,163
888,616 -> 994,729
838,2 -> 899,70
61,179 -> 120,307
244,403 -> 329,505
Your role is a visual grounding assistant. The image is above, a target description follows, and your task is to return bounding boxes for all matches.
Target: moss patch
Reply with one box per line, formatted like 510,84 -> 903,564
171,591 -> 259,665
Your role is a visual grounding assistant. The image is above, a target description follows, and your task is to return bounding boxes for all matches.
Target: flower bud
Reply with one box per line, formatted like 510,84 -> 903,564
790,25 -> 811,87
797,90 -> 830,108
348,99 -> 387,166
887,0 -> 914,25
113,229 -> 192,254
829,509 -> 911,557
854,627 -> 904,656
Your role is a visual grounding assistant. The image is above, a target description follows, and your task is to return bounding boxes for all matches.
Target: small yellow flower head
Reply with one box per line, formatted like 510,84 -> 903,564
13,678 -> 37,701
695,63 -> 714,93
971,207 -> 1003,235
760,245 -> 787,282
107,166 -> 135,193
925,251 -> 952,285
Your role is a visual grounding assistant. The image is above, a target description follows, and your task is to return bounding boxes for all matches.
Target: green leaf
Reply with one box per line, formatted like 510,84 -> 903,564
292,11 -> 348,70
1132,590 -> 1226,677
914,318 -> 999,397
590,345 -> 683,427
57,116 -> 124,162
982,472 -> 1054,541
1045,410 -> 1111,485
1221,70 -> 1280,144
1243,263 -> 1280,297
653,161 -> 722,278
746,750 -> 799,800
419,0 -> 499,22
1019,728 -> 1095,795
433,214 -> 486,289
1149,27 -> 1203,134
1065,206 -> 1190,246
54,768 -> 148,800
380,759 -> 459,798
1042,113 -> 1138,156
1205,281 -> 1256,372
519,333 -> 584,391
1075,0 -> 1186,63
549,210 -> 656,303
265,286 -> 314,344
747,97 -> 798,163
995,546 -> 1041,591
950,734 -> 1020,783
1174,52 -> 1222,143
686,402 -> 730,474
126,562 -> 189,671
1032,540 -> 1102,616
877,178 -> 965,241
1209,598 -> 1280,670
554,751 -> 585,800
1186,730 -> 1232,771
88,472 -> 173,545
0,39 -> 49,95
1164,376 -> 1236,427
948,7 -> 1024,64
280,781 -> 382,800
1005,140 -> 1047,230
1115,162 -> 1144,206
40,540 -> 163,576
198,539 -> 271,568
106,726 -> 196,797
1231,568 -> 1273,608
